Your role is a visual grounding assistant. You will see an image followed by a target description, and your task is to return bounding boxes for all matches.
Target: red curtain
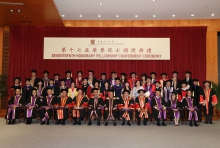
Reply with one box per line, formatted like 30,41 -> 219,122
9,26 -> 206,87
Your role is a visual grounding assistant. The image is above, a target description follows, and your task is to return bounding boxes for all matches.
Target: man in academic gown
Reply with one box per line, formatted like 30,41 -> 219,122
76,71 -> 83,89
64,70 -> 74,88
159,73 -> 168,89
182,71 -> 193,89
5,87 -> 24,124
170,71 -> 181,94
22,78 -> 33,102
112,78 -> 123,98
118,90 -> 134,126
152,90 -> 167,126
54,89 -> 72,125
108,71 -> 117,88
72,88 -> 88,125
45,79 -> 58,97
88,70 -> 97,85
128,72 -> 138,90
39,88 -> 57,125
88,88 -> 103,126
100,73 -> 108,93
30,70 -> 40,87
191,79 -> 203,122
163,80 -> 174,103
200,81 -> 218,124
104,89 -> 118,126
9,77 -> 22,97
150,72 -> 157,84
135,89 -> 149,125
42,70 -> 50,87
54,74 -> 61,87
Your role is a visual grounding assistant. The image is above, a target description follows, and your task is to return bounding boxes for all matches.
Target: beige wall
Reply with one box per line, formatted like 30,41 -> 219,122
64,19 -> 220,83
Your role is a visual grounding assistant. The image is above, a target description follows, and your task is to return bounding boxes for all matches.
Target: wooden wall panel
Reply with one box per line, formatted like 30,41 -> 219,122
63,19 -> 220,83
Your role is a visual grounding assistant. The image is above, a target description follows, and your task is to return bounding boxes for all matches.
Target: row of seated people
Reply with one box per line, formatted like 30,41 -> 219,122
6,84 -> 216,127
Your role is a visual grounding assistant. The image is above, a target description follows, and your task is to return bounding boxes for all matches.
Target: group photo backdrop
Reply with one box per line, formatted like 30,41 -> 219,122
9,26 -> 206,87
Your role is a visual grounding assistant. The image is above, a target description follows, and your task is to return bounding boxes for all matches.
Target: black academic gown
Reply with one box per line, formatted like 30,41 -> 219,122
30,78 -> 40,87
118,97 -> 134,120
182,97 -> 198,121
88,96 -> 103,119
104,97 -> 118,120
72,96 -> 88,118
5,96 -> 25,119
191,85 -> 203,121
39,95 -> 57,120
135,96 -> 149,118
54,97 -> 72,120
182,78 -> 193,88
151,97 -> 167,120
170,79 -> 181,93
24,96 -> 40,119
22,85 -> 33,102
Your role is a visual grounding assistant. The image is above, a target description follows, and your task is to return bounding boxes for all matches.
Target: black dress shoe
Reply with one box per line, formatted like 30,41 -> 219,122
210,122 -> 213,124
73,122 -> 77,125
205,121 -> 209,124
97,121 -> 100,126
11,119 -> 15,124
190,122 -> 193,127
113,122 -> 116,126
78,121 -> 81,125
46,120 -> 49,125
127,121 -> 131,126
162,122 -> 166,126
105,122 -> 108,126
157,123 -> 161,126
55,120 -> 61,125
194,122 -> 198,127
88,121 -> 92,126
121,122 -> 125,126
137,122 -> 140,126
41,121 -> 45,125
62,120 -> 65,125
7,120 -> 12,125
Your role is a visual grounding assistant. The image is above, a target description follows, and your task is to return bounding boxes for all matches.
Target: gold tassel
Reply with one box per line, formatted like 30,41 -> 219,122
211,83 -> 212,88
71,72 -> 72,77
192,91 -> 194,97
198,81 -> 200,86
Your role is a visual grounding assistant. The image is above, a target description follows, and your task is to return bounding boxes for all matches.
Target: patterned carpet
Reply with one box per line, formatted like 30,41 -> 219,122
0,118 -> 219,148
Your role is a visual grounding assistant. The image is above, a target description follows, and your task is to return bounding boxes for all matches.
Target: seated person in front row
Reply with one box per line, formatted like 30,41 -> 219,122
104,90 -> 118,126
72,88 -> 88,125
182,89 -> 199,127
39,88 -> 57,125
6,86 -> 24,124
152,90 -> 167,126
168,93 -> 182,126
135,89 -> 149,126
118,90 -> 134,126
54,89 -> 72,125
24,88 -> 40,124
88,88 -> 103,126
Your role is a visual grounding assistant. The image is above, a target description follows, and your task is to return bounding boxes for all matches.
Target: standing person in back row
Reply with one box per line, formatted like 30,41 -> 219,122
170,71 -> 181,94
64,70 -> 74,88
128,72 -> 138,91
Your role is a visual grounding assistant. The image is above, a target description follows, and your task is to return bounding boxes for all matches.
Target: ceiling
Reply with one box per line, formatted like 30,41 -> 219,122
0,0 -> 64,26
54,0 -> 220,20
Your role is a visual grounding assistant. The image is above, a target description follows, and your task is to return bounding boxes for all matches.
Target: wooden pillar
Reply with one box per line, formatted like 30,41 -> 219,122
0,28 -> 3,109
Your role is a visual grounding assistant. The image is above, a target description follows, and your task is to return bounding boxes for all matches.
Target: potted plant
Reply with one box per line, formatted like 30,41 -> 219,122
0,75 -> 7,109
212,82 -> 220,118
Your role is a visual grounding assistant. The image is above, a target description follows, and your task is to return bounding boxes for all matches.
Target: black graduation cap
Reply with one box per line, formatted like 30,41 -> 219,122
111,71 -> 117,74
31,88 -> 37,91
122,90 -> 130,94
46,87 -> 53,91
141,73 -> 147,77
108,89 -> 114,93
171,92 -> 177,96
65,70 -> 71,74
130,72 -> 136,76
49,79 -> 54,81
115,77 -> 121,81
82,77 -> 88,81
120,73 -> 127,77
161,73 -> 167,76
53,74 -> 60,77
154,81 -> 161,84
92,88 -> 99,93
77,71 -> 83,75
155,89 -> 162,92
60,88 -> 68,93
25,78 -> 31,82
31,70 -> 37,73
77,88 -> 84,92
60,79 -> 65,82
181,81 -> 187,85
192,79 -> 199,82
13,77 -> 21,82
165,80 -> 171,84
185,71 -> 192,75
43,70 -> 50,74
101,73 -> 106,76
203,81 -> 211,85
137,89 -> 145,94
14,86 -> 22,90
88,70 -> 94,74
172,71 -> 179,74
150,72 -> 156,76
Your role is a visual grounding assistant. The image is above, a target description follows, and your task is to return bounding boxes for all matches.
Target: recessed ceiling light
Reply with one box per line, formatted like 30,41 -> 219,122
17,10 -> 21,12
79,15 -> 82,17
61,15 -> 65,17
98,15 -> 101,17
191,14 -> 194,17
152,0 -> 156,1
99,3 -> 103,5
116,15 -> 119,17
135,15 -> 138,17
211,13 -> 214,16
153,15 -> 156,17
9,10 -> 13,12
172,15 -> 175,17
